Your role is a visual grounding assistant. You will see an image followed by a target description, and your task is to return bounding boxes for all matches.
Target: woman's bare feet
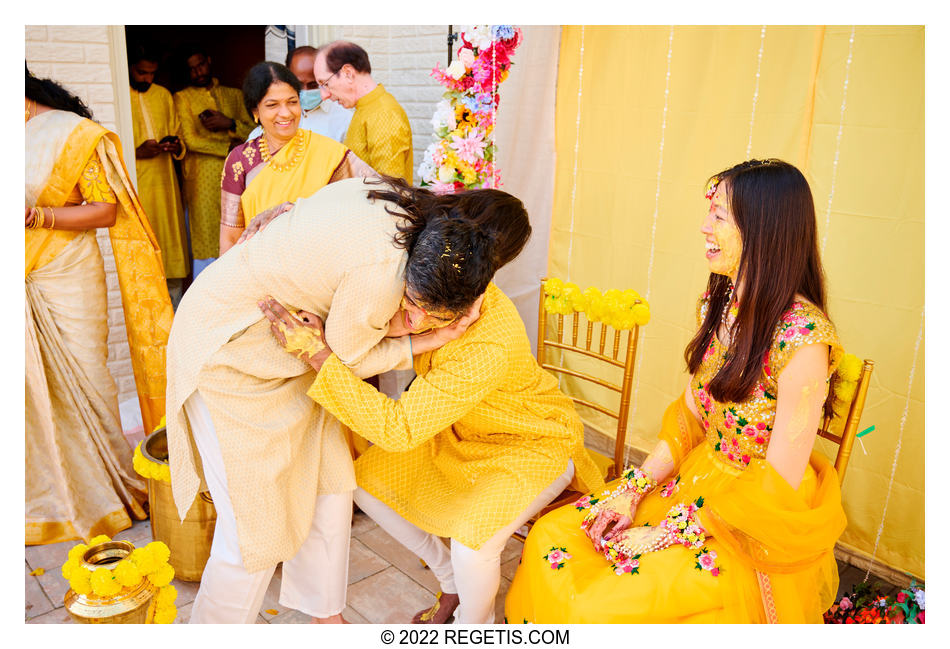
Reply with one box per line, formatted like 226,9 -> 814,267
312,613 -> 349,624
412,591 -> 459,624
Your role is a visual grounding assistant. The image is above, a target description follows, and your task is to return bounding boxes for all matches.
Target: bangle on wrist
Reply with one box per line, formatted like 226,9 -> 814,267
47,207 -> 56,229
580,466 -> 657,531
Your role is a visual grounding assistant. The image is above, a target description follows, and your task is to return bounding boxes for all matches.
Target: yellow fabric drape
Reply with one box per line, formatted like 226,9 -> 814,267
239,130 -> 348,225
27,114 -> 173,434
550,26 -> 923,578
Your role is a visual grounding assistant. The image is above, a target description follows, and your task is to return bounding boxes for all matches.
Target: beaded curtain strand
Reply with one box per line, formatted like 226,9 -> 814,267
565,26 -> 585,283
821,27 -> 855,256
863,306 -> 924,582
746,26 -> 767,159
625,25 -> 675,466
491,26 -> 497,188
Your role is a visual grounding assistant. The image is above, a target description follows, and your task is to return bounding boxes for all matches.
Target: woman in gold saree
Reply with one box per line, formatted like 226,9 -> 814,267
218,61 -> 374,255
25,69 -> 173,545
505,159 -> 848,623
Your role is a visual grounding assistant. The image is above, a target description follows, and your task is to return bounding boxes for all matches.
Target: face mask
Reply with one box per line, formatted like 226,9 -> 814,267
299,89 -> 322,111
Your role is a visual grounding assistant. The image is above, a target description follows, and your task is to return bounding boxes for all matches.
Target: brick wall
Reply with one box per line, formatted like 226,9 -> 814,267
26,25 -> 140,417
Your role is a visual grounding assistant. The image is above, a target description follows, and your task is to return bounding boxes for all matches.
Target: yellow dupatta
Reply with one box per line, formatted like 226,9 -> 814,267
240,129 -> 348,225
25,111 -> 173,434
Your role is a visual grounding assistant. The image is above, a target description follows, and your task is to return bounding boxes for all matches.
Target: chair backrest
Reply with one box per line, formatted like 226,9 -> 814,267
817,359 -> 875,485
536,279 -> 643,480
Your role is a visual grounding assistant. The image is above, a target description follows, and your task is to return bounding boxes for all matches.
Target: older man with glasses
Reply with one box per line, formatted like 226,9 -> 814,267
314,41 -> 413,183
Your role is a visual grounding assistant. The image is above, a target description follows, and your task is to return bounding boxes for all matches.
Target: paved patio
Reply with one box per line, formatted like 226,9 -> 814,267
25,511 -> 525,624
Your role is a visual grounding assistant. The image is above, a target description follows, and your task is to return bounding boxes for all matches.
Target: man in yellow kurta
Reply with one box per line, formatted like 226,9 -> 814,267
173,47 -> 253,271
314,41 -> 413,182
129,46 -> 188,307
265,281 -> 605,622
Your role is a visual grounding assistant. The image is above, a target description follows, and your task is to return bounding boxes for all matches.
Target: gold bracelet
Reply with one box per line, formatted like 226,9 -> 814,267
35,207 -> 45,229
47,207 -> 56,229
26,207 -> 36,229
220,221 -> 246,229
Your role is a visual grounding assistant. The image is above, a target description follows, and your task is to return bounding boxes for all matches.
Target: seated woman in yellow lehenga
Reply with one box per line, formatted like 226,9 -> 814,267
25,68 -> 173,545
218,61 -> 375,255
505,159 -> 848,624
259,183 -> 605,624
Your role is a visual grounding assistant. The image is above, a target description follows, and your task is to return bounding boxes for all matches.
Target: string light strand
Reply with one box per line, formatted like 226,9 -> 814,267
821,27 -> 855,255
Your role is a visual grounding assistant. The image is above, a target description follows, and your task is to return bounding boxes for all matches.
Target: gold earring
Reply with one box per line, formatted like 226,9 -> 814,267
253,114 -> 259,124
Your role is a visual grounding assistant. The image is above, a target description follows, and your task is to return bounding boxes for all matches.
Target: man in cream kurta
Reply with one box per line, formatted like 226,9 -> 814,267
166,178 -> 412,622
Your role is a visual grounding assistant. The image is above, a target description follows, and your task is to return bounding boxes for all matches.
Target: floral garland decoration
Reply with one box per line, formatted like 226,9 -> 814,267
61,535 -> 177,623
418,25 -> 523,194
580,467 -> 656,531
133,414 -> 170,482
831,352 -> 862,421
542,278 -> 650,330
824,579 -> 925,624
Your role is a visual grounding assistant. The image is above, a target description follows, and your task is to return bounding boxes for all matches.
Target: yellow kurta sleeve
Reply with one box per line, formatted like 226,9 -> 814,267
362,109 -> 412,182
308,340 -> 508,453
174,91 -> 231,158
167,92 -> 187,161
322,263 -> 413,378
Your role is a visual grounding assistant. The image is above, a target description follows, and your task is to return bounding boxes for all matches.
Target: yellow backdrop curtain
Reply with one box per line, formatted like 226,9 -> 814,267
549,25 -> 923,579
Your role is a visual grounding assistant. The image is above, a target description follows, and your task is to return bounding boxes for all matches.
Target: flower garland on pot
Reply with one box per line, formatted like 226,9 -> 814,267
419,25 -> 523,194
61,535 -> 178,623
542,278 -> 651,330
133,415 -> 170,482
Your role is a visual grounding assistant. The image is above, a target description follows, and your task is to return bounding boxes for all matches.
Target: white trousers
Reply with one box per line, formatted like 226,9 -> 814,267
354,460 -> 574,624
185,391 -> 353,623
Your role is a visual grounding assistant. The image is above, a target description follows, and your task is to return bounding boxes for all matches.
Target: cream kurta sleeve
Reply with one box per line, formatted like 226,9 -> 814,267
308,340 -> 507,452
324,263 -> 412,379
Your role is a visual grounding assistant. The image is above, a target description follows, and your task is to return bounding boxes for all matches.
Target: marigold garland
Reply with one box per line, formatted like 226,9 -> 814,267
419,25 -> 523,193
133,414 -> 170,482
542,277 -> 650,330
60,536 -> 177,623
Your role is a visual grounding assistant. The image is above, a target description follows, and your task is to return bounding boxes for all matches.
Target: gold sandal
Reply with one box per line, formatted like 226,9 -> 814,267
412,591 -> 458,624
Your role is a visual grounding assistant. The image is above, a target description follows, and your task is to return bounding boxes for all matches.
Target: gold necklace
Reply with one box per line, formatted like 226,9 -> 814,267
258,129 -> 305,172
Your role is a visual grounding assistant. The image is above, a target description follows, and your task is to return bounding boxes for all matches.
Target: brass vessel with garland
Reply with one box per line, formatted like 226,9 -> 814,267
63,541 -> 156,623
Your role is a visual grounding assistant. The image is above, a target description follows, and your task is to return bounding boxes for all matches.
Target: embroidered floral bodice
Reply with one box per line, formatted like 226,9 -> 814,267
690,295 -> 842,471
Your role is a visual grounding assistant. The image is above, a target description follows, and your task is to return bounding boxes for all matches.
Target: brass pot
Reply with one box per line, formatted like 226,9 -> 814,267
143,427 -> 217,582
64,541 -> 156,623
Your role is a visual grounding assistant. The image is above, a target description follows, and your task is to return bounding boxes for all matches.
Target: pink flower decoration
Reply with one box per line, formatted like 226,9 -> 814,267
755,435 -> 766,445
698,553 -> 716,570
450,130 -> 487,164
741,454 -> 751,464
724,412 -> 736,429
839,597 -> 852,610
798,326 -> 812,336
742,424 -> 758,436
428,181 -> 456,195
710,567 -> 720,577
547,550 -> 564,564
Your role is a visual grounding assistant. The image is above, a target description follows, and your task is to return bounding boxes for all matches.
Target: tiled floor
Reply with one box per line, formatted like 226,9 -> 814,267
25,513 -> 913,624
25,511 -> 523,624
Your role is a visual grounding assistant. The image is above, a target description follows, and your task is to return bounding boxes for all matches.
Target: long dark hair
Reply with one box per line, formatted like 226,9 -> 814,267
25,65 -> 93,120
367,176 -> 531,313
684,159 -> 830,405
242,61 -> 302,118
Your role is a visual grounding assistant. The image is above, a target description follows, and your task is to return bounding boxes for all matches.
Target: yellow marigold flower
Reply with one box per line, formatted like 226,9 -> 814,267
836,353 -> 862,382
543,278 -> 564,297
153,605 -> 177,624
67,543 -> 89,563
69,568 -> 92,596
147,563 -> 175,588
114,560 -> 142,588
631,303 -> 651,326
621,289 -> 641,304
90,566 -> 122,597
61,558 -> 79,580
130,547 -> 160,575
156,585 -> 178,607
153,414 -> 167,433
157,464 -> 171,483
89,534 -> 111,546
146,541 -> 172,565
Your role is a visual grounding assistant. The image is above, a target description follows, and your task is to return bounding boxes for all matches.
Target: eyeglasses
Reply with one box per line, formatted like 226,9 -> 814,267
316,69 -> 340,90
401,294 -> 459,329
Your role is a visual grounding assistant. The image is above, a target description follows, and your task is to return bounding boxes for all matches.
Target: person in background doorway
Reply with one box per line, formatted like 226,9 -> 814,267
128,43 -> 189,309
173,45 -> 254,277
246,46 -> 353,144
314,41 -> 413,183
